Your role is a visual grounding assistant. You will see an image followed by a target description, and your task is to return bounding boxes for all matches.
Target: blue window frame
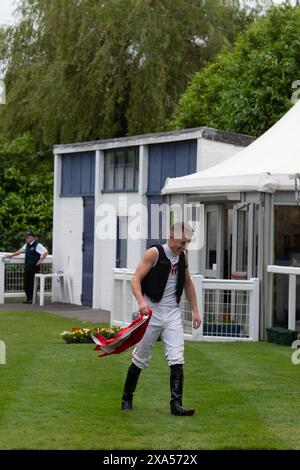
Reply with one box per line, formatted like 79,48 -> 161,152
104,147 -> 139,191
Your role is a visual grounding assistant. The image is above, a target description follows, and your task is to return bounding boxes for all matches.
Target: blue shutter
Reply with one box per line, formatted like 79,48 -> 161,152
148,139 -> 197,194
175,141 -> 189,176
61,151 -> 95,196
71,154 -> 82,194
188,140 -> 197,174
161,143 -> 175,189
81,152 -> 92,194
61,155 -> 72,194
147,139 -> 197,247
148,145 -> 162,193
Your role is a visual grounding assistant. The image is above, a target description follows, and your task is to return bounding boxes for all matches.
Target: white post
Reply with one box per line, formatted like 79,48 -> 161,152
192,275 -> 204,340
0,259 -> 5,304
200,275 -> 204,339
0,340 -> 6,364
128,271 -> 137,318
66,274 -> 73,304
110,270 -> 116,328
250,278 -> 260,340
32,275 -> 39,305
40,275 -> 45,306
60,275 -> 66,303
122,270 -> 127,326
288,274 -> 296,331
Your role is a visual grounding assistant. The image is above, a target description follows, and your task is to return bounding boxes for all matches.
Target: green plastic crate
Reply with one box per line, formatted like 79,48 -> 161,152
266,327 -> 281,343
266,327 -> 297,346
274,328 -> 297,346
266,328 -> 274,342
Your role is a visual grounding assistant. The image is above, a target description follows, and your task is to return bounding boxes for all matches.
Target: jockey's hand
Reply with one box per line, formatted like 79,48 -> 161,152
138,301 -> 149,316
193,311 -> 201,329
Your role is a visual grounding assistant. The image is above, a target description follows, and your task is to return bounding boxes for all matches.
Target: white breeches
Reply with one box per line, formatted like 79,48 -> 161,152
132,304 -> 184,369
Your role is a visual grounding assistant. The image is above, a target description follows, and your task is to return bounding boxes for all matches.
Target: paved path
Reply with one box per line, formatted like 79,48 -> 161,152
0,302 -> 110,324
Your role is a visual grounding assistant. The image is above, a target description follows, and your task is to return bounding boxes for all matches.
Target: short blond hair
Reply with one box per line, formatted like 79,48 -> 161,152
170,222 -> 194,240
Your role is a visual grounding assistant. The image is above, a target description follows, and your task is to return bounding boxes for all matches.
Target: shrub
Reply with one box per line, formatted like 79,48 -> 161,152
61,326 -> 122,344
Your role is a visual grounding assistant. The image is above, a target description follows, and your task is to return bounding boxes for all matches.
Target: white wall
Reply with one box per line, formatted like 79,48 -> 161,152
197,139 -> 244,172
52,157 -> 84,305
93,192 -> 145,310
53,197 -> 83,304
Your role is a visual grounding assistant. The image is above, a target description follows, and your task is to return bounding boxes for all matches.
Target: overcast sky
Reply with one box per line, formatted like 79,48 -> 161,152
0,0 -> 296,27
0,0 -> 17,26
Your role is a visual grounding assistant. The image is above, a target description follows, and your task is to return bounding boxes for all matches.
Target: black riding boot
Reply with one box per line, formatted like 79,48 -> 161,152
121,363 -> 142,411
170,364 -> 195,416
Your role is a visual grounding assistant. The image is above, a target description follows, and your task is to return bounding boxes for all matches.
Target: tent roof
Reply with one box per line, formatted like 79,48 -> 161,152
162,100 -> 300,195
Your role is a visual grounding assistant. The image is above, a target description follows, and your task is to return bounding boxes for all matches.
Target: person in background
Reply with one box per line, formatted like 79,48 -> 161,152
6,232 -> 48,304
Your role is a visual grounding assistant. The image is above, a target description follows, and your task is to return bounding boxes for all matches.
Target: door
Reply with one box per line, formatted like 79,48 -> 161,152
231,202 -> 255,279
147,196 -> 167,247
81,197 -> 95,306
273,205 -> 300,327
203,205 -> 224,278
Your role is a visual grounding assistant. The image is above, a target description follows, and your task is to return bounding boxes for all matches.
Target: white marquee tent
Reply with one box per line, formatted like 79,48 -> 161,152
162,100 -> 300,195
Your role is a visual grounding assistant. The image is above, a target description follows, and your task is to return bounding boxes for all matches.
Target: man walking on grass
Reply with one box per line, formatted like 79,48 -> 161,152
121,222 -> 201,416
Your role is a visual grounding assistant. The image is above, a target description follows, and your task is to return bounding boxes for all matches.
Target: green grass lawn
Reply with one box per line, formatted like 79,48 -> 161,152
0,309 -> 299,450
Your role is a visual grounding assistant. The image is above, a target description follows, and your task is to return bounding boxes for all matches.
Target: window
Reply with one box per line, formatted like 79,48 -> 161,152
206,211 -> 217,270
237,209 -> 248,272
104,147 -> 139,191
116,216 -> 128,268
104,152 -> 114,190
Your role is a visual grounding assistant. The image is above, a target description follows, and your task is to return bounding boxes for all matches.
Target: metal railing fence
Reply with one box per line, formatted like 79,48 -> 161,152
112,269 -> 260,341
0,253 -> 53,303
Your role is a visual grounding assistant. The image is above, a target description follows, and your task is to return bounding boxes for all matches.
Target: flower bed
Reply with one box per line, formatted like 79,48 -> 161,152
61,326 -> 122,344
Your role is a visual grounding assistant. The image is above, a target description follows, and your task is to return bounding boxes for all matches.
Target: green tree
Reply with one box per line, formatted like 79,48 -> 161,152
169,4 -> 300,137
0,133 -> 53,251
0,0 -> 263,148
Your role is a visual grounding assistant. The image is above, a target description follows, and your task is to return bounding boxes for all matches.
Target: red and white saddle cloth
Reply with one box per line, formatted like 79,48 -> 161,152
92,309 -> 152,357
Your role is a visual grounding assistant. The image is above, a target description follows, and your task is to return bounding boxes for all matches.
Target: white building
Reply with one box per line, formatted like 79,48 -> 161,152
53,127 -> 253,311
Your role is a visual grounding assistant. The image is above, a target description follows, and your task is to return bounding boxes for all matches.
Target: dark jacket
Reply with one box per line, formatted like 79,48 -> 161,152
141,244 -> 186,304
25,241 -> 40,267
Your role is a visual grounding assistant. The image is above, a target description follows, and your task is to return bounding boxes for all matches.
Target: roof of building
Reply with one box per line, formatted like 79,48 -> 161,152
53,126 -> 255,154
162,101 -> 300,195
